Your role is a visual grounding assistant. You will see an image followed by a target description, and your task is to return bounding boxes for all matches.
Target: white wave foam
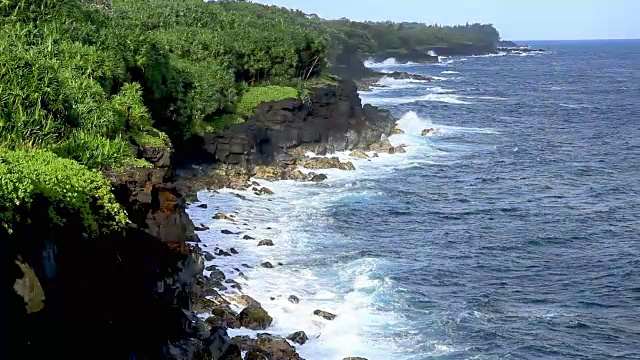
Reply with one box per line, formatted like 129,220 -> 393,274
362,93 -> 470,106
186,109 -> 500,360
363,57 -> 417,69
393,111 -> 499,137
559,103 -> 592,109
471,52 -> 508,58
371,76 -> 432,90
441,70 -> 460,74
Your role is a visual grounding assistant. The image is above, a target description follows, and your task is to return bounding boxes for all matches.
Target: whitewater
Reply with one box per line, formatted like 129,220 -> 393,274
188,40 -> 640,360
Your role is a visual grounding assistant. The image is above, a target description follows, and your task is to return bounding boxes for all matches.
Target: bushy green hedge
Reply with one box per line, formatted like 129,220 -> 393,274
237,86 -> 299,116
0,149 -> 128,235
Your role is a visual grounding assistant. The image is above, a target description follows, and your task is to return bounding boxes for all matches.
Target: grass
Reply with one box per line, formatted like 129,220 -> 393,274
236,86 -> 299,116
194,114 -> 244,135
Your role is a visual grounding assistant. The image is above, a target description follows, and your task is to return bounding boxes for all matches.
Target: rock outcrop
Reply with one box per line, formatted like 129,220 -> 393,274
176,79 -> 396,184
5,158 -> 237,359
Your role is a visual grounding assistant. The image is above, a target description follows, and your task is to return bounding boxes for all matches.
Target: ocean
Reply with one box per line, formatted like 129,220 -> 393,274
188,40 -> 640,360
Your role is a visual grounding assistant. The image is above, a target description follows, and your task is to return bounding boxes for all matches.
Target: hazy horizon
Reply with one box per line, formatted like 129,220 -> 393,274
252,0 -> 639,41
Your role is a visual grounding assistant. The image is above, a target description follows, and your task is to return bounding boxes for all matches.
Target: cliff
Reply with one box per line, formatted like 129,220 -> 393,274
4,79 -> 396,360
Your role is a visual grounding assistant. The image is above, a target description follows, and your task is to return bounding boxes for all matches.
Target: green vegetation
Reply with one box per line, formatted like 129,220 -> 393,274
237,86 -> 299,116
0,0 -> 502,234
0,148 -> 128,235
326,20 -> 500,54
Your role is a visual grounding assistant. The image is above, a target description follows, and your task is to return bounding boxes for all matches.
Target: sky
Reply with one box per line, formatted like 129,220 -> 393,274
252,0 -> 639,41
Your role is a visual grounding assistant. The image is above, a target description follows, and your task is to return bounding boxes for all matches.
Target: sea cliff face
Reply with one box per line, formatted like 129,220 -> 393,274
4,79 -> 396,360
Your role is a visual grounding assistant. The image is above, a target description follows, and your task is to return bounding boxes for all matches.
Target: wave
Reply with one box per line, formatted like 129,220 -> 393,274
371,76 -> 433,90
363,57 -> 416,68
559,103 -> 593,109
362,92 -> 470,106
441,71 -> 460,74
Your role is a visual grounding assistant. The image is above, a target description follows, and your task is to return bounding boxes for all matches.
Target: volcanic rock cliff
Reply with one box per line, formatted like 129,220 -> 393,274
4,78 -> 396,360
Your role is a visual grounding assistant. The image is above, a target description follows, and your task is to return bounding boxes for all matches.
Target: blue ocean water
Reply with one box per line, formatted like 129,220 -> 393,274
189,40 -> 640,360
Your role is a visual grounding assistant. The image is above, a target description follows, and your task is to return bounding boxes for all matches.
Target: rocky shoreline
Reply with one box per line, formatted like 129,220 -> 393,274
6,78 -> 404,360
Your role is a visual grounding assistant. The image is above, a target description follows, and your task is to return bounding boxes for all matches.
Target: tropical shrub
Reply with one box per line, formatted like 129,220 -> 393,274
0,149 -> 128,235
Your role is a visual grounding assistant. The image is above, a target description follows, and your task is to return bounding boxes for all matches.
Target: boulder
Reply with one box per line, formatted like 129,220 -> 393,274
231,335 -> 256,351
245,349 -> 268,360
195,226 -> 209,232
233,295 -> 262,309
288,295 -> 300,304
256,187 -> 274,196
300,157 -> 356,171
313,309 -> 337,320
309,173 -> 328,182
258,239 -> 274,247
349,150 -> 369,159
229,248 -> 239,255
368,139 -> 394,154
203,251 -> 215,261
421,128 -> 436,136
391,127 -> 405,135
214,249 -> 232,257
221,229 -> 236,235
393,146 -> 407,153
286,331 -> 309,345
254,334 -> 301,360
253,165 -> 286,181
243,235 -> 255,240
237,307 -> 273,330
261,262 -> 274,269
205,266 -> 226,281
196,203 -> 208,209
206,307 -> 240,329
213,212 -> 232,220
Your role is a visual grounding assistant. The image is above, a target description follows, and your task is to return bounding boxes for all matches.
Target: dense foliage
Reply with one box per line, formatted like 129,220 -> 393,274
0,0 -> 502,234
326,20 -> 501,54
0,148 -> 128,235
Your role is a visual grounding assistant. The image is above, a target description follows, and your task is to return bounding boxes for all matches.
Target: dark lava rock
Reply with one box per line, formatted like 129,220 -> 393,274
230,248 -> 239,254
231,335 -> 256,351
243,234 -> 255,240
258,239 -> 274,247
245,349 -> 268,360
235,295 -> 262,309
221,229 -> 236,235
255,187 -> 275,196
261,262 -> 274,269
288,295 -> 300,304
254,334 -> 302,360
203,251 -> 215,261
309,173 -> 328,182
214,249 -> 232,257
195,226 -> 209,232
206,307 -> 240,328
196,203 -> 208,209
314,309 -> 337,320
233,193 -> 247,200
286,331 -> 309,345
237,307 -> 273,330
205,266 -> 226,281
386,71 -> 434,81
241,264 -> 252,268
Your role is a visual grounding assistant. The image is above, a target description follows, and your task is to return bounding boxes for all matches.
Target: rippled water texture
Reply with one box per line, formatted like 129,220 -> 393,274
189,40 -> 640,360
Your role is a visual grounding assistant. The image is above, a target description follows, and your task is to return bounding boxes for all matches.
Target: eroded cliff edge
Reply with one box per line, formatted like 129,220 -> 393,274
5,79 -> 397,360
